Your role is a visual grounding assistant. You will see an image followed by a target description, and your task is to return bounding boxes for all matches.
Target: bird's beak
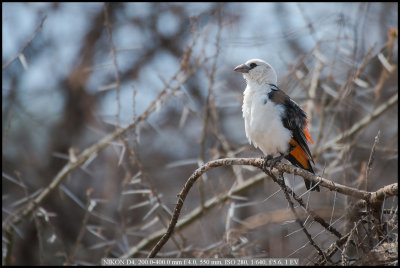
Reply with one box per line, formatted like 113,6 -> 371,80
234,64 -> 250,73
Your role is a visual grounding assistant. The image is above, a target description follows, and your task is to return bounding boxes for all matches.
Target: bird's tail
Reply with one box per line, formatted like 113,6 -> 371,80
285,139 -> 320,191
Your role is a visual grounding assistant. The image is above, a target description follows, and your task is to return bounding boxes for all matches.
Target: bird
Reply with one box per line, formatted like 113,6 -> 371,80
234,59 -> 319,191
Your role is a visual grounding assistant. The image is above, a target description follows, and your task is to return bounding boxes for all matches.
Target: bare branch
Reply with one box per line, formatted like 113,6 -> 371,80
365,131 -> 380,191
2,59 -> 203,236
2,16 -> 47,69
146,157 -> 391,257
316,92 -> 398,156
122,172 -> 266,257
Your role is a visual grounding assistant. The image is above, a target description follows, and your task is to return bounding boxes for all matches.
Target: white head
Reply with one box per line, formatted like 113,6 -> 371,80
234,59 -> 277,85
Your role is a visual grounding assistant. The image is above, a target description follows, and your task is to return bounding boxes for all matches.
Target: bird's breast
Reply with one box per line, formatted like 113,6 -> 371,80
242,88 -> 292,155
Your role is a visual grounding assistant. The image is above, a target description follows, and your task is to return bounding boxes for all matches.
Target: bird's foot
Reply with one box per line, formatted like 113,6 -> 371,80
269,154 -> 285,172
262,155 -> 273,172
262,154 -> 284,173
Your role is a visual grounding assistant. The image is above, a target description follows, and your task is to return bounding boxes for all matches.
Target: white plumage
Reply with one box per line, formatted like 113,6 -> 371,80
238,59 -> 291,156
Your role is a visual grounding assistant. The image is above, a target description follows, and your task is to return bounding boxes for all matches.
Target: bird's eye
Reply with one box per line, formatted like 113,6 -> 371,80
249,63 -> 257,68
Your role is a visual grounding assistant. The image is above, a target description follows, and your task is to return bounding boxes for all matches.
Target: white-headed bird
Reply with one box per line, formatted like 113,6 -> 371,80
234,59 -> 319,191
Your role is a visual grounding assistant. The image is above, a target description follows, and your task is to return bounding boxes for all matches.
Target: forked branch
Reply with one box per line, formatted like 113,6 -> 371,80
147,157 -> 397,257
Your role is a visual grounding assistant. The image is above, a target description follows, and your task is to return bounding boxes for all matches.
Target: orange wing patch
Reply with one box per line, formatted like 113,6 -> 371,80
304,123 -> 313,144
289,138 -> 311,170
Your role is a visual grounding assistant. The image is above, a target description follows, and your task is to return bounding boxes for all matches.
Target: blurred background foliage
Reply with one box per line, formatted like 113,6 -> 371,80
2,2 -> 398,265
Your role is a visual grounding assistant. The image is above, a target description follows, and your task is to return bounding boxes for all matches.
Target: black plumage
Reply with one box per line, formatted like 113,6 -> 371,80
268,85 -> 319,191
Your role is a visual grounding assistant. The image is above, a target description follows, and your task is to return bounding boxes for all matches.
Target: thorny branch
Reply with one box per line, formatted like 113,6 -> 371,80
2,16 -> 47,69
147,157 -> 397,257
2,55 -> 205,241
122,172 -> 266,258
315,92 -> 398,157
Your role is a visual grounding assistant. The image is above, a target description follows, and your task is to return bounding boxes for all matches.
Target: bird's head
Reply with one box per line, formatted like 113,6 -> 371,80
234,59 -> 277,85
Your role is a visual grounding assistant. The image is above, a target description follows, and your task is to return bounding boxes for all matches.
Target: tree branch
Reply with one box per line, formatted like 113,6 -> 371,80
316,92 -> 398,156
2,16 -> 47,69
2,60 -> 203,237
146,157 -> 391,257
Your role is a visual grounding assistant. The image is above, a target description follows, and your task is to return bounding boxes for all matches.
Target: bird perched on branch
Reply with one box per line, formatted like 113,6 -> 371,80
234,59 -> 319,191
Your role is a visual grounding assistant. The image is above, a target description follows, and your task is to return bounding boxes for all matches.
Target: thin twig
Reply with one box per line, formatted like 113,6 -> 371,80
2,16 -> 47,69
2,57 -> 204,237
67,189 -> 94,264
103,3 -> 122,125
316,93 -> 398,156
341,220 -> 362,265
122,172 -> 266,257
282,181 -> 331,264
365,131 -> 380,191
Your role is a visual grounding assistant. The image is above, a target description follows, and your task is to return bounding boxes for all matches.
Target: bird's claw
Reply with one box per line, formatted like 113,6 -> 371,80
262,154 -> 285,173
270,155 -> 282,169
262,155 -> 273,172
266,154 -> 285,173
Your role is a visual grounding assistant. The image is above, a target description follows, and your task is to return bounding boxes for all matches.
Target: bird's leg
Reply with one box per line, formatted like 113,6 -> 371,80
270,144 -> 297,179
262,155 -> 273,172
263,143 -> 297,172
269,144 -> 296,172
269,154 -> 285,172
262,155 -> 285,187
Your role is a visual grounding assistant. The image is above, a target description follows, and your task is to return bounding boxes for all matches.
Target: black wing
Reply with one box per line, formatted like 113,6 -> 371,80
268,86 -> 314,163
